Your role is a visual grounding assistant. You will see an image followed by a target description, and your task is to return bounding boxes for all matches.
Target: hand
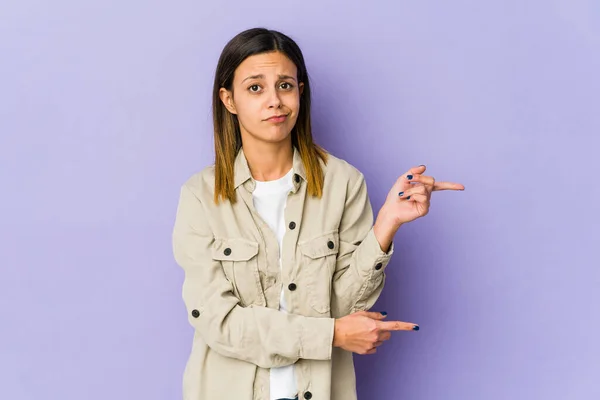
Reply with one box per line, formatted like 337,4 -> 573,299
378,165 -> 465,229
333,311 -> 419,355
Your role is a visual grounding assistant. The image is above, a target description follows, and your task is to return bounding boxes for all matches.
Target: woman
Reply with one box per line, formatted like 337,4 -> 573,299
172,28 -> 464,400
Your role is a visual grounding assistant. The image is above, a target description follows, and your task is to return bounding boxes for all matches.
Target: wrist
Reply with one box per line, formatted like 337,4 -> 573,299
375,206 -> 402,232
332,319 -> 343,348
373,215 -> 400,253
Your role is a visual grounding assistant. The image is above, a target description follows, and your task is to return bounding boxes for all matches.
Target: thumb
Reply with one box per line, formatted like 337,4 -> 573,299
356,311 -> 388,320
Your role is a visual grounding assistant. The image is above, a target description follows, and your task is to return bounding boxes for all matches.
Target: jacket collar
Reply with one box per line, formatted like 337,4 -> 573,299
233,146 -> 306,193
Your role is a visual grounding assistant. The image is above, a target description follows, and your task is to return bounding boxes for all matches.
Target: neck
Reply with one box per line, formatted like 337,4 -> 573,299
242,138 -> 293,182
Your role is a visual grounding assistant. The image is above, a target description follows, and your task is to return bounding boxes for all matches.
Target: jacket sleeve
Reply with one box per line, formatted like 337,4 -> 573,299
172,184 -> 335,369
330,173 -> 395,318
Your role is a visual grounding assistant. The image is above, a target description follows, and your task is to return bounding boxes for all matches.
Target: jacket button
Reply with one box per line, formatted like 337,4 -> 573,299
375,263 -> 383,270
191,309 -> 200,318
327,240 -> 335,249
294,174 -> 300,183
304,392 -> 313,399
289,221 -> 296,230
288,283 -> 297,291
224,248 -> 232,256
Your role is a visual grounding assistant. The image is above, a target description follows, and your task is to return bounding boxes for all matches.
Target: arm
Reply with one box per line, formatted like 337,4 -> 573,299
173,184 -> 334,369
330,173 -> 396,318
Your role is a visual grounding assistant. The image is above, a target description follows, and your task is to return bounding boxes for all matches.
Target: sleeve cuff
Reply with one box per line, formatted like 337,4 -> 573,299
299,317 -> 335,361
355,227 -> 394,277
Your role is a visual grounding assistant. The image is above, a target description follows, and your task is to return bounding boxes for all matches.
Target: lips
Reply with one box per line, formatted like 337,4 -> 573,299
265,114 -> 288,122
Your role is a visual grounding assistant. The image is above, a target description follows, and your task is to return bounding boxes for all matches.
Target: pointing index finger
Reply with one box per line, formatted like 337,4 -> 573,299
432,181 -> 465,191
377,320 -> 420,331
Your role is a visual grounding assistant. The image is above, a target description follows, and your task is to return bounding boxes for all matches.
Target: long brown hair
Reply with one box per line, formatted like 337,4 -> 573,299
212,28 -> 328,205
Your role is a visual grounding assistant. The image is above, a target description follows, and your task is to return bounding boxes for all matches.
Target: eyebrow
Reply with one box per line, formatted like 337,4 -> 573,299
241,74 -> 297,83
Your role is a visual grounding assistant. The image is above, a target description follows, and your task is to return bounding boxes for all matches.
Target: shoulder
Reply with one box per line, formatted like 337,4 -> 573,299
179,164 -> 216,202
322,150 -> 365,189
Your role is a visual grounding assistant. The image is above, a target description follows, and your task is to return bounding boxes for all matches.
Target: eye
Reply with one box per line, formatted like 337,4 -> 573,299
280,82 -> 294,90
248,84 -> 261,93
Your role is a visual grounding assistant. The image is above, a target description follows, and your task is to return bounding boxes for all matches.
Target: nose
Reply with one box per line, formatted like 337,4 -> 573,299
267,88 -> 282,109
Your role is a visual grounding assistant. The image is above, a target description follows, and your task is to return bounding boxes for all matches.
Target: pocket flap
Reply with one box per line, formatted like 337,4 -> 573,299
298,230 -> 339,259
212,237 -> 259,261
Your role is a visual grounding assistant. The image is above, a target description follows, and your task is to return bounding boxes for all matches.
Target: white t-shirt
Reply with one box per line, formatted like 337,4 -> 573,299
252,167 -> 297,400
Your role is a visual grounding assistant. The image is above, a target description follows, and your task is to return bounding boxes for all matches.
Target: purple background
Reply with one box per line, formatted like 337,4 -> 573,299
1,1 -> 599,399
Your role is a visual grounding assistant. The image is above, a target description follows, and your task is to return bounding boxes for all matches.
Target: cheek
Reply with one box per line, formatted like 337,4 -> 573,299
234,98 -> 261,124
286,95 -> 301,115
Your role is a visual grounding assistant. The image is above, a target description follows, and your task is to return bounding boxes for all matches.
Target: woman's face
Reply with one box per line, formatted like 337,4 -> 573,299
220,51 -> 304,145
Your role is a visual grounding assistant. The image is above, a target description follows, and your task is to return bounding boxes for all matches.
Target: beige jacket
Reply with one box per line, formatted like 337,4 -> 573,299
172,146 -> 395,400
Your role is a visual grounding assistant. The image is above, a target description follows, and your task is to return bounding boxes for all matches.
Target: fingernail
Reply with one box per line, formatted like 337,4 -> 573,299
407,175 -> 413,180
398,191 -> 404,196
406,196 -> 411,200
413,325 -> 420,331
419,164 -> 426,167
381,311 -> 387,316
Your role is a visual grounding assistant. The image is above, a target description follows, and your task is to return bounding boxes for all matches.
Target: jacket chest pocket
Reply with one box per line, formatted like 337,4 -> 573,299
298,230 -> 339,314
211,238 -> 264,307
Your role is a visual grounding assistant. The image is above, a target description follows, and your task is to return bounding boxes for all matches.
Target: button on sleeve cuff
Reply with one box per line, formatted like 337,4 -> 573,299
356,227 -> 394,277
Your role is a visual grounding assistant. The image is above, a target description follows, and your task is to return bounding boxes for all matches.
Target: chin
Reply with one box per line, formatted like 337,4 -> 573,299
259,126 -> 292,142
242,124 -> 293,144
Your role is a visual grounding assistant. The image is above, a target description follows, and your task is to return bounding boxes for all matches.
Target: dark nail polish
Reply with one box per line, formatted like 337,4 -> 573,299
381,311 -> 387,316
406,196 -> 411,200
398,191 -> 404,196
413,325 -> 420,331
407,175 -> 413,180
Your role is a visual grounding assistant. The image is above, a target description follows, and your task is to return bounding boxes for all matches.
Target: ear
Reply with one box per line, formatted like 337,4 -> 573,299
299,82 -> 304,96
219,88 -> 237,114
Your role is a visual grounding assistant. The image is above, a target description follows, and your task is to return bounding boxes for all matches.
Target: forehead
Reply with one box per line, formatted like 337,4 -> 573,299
234,51 -> 297,81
